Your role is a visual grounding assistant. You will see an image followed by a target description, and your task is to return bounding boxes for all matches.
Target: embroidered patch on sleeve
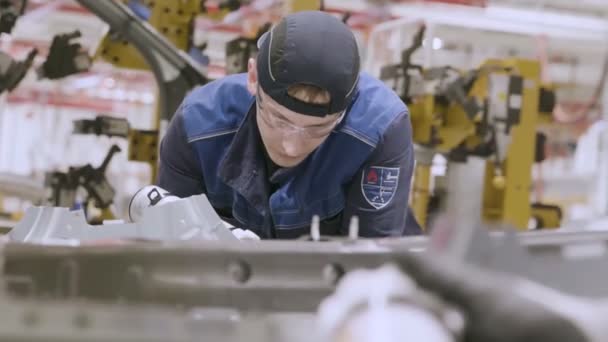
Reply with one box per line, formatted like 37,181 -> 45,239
361,166 -> 400,209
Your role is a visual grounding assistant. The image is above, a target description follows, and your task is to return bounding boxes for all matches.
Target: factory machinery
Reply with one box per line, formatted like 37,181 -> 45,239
1,1 -> 608,341
380,26 -> 562,232
1,187 -> 608,341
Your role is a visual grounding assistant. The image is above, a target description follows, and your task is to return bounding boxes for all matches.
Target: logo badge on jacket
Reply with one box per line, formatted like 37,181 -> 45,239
361,166 -> 400,209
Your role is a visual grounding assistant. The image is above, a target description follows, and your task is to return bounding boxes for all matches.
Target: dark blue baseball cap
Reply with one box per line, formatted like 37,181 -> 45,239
256,11 -> 360,117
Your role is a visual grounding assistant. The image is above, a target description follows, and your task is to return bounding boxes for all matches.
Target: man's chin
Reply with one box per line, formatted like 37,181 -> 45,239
270,153 -> 306,168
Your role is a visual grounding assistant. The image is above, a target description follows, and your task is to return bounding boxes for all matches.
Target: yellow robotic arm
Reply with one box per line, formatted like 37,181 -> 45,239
97,0 -> 201,70
381,27 -> 561,231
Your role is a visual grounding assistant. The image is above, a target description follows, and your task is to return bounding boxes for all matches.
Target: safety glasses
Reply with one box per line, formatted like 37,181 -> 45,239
256,90 -> 345,139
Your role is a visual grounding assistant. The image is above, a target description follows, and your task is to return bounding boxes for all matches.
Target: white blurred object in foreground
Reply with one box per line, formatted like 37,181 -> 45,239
317,264 -> 460,342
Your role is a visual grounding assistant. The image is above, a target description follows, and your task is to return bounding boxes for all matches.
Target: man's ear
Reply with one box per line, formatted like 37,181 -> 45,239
247,58 -> 258,95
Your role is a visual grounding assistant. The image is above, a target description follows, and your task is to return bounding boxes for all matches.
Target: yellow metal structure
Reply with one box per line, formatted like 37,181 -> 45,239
530,203 -> 562,229
481,59 -> 539,229
98,0 -> 200,70
407,58 -> 561,231
99,0 -> 318,71
128,130 -> 160,182
284,0 -> 322,13
411,163 -> 432,229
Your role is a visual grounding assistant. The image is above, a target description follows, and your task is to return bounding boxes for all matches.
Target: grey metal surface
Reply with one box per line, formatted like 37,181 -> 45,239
0,294 -> 316,342
5,225 -> 608,311
7,191 -> 608,310
74,0 -> 207,122
2,239 -> 398,312
8,194 -> 237,244
5,224 -> 608,342
381,227 -> 608,251
0,172 -> 45,202
0,264 -> 458,342
421,221 -> 608,298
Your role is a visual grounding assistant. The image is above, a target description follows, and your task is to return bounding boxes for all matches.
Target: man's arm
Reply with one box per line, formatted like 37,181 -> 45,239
341,111 -> 421,237
157,107 -> 206,197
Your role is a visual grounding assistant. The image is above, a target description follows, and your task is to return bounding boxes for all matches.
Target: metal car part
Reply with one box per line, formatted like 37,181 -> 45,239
8,194 -> 237,244
0,172 -> 46,203
7,222 -> 608,312
0,294 -> 316,342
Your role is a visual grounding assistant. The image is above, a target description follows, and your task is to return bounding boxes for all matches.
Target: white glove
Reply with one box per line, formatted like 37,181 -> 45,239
222,219 -> 260,240
231,228 -> 261,240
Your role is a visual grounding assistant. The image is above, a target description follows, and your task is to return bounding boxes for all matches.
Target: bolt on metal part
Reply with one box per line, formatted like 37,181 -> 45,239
228,260 -> 251,284
311,215 -> 321,242
322,263 -> 345,286
348,216 -> 359,240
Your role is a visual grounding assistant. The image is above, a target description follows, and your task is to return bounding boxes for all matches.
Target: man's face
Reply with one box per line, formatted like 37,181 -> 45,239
256,88 -> 343,168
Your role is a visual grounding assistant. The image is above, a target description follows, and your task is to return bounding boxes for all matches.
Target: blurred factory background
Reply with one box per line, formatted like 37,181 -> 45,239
0,1 -> 607,342
1,0 -> 607,229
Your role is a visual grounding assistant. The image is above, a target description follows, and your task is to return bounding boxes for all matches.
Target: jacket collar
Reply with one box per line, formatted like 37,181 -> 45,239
219,104 -> 271,214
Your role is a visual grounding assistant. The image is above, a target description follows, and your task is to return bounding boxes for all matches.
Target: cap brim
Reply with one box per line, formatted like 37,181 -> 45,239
257,31 -> 270,49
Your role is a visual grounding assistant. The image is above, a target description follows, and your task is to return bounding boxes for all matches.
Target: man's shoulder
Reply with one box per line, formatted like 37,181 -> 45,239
184,73 -> 252,108
355,72 -> 407,112
180,74 -> 254,141
339,72 -> 409,148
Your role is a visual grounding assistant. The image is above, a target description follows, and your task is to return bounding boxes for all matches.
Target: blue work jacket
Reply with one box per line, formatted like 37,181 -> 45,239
158,72 -> 421,238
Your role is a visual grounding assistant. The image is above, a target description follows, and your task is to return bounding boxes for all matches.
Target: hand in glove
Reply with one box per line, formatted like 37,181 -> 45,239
398,254 -> 608,342
222,220 -> 260,240
231,228 -> 260,240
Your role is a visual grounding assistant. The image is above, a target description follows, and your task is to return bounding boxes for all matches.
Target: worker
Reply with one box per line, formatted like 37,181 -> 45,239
157,10 -> 421,239
399,253 -> 608,342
